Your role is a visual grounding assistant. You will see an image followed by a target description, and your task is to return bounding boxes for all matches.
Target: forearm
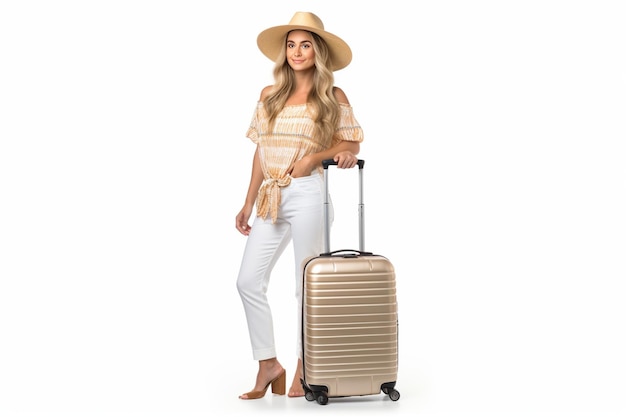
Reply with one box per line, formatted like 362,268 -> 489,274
244,147 -> 264,208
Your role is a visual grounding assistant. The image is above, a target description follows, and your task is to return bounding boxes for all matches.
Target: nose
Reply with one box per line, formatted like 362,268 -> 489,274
293,46 -> 302,56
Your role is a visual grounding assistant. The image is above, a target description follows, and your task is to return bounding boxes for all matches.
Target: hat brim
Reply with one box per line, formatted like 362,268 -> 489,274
257,25 -> 352,71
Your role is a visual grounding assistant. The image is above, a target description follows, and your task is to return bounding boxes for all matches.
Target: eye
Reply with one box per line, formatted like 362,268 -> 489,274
302,43 -> 311,49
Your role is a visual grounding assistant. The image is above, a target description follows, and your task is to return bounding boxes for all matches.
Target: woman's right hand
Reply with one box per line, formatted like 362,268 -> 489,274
236,207 -> 252,236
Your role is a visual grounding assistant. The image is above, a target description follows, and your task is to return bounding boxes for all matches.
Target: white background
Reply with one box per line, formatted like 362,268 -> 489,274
1,1 -> 625,416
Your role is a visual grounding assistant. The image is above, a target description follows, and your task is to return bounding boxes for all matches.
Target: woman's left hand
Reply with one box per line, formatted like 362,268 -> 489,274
333,151 -> 359,169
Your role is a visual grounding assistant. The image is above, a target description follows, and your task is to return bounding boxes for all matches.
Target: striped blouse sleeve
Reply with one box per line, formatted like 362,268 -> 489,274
245,102 -> 261,144
331,104 -> 364,146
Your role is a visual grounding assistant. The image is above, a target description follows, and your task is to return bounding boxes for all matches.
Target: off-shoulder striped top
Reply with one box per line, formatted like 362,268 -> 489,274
246,101 -> 364,223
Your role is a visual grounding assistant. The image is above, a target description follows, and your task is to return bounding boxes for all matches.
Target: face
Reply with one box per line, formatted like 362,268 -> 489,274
285,30 -> 315,71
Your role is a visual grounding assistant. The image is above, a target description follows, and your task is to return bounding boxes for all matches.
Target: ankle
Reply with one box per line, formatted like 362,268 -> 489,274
259,358 -> 283,373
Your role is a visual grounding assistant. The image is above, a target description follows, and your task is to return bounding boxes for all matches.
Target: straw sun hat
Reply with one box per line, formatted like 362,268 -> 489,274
256,11 -> 352,71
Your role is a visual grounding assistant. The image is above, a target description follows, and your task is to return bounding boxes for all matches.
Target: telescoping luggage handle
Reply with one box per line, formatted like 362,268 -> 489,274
322,159 -> 371,256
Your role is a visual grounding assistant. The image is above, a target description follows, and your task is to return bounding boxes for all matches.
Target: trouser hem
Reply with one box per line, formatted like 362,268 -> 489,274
253,347 -> 277,361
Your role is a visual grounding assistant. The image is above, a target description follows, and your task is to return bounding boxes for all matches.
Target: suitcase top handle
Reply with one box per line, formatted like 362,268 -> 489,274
322,159 -> 365,169
320,249 -> 374,257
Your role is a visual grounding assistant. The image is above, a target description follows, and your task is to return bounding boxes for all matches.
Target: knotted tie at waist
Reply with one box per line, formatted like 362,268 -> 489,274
256,176 -> 292,223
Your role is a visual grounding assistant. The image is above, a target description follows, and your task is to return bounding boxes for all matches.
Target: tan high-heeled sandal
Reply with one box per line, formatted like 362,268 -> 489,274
239,370 -> 286,400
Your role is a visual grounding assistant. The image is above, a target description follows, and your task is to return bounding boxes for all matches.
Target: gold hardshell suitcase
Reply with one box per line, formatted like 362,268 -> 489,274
300,159 -> 400,405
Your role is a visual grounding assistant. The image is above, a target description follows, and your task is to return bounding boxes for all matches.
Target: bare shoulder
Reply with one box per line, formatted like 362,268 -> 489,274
332,86 -> 351,105
259,85 -> 274,101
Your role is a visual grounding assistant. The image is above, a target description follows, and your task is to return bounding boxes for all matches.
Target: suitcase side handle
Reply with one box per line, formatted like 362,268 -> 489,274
322,158 -> 365,169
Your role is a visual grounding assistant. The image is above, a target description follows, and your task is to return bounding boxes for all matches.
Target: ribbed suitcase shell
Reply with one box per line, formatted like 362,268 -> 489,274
302,253 -> 398,398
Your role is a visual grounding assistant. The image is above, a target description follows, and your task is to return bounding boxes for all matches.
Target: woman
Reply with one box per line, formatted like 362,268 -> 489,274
235,12 -> 364,400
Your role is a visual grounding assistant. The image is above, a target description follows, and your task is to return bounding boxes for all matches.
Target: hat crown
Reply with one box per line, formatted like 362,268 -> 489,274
288,12 -> 324,31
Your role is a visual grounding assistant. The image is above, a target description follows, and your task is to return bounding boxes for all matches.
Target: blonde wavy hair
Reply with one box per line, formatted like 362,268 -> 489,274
263,31 -> 340,149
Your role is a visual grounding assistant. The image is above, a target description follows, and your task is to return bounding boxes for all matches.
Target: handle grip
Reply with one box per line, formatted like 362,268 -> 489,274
322,158 -> 365,169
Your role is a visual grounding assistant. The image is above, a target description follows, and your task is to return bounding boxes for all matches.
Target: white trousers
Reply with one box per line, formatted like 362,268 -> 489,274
236,174 -> 333,361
